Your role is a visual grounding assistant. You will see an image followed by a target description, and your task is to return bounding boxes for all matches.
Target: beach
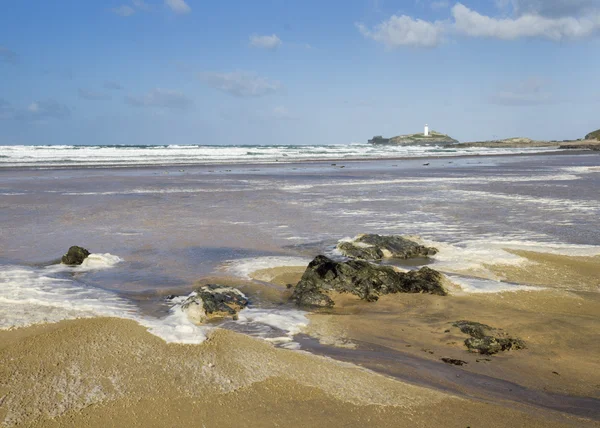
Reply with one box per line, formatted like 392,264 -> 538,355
1,149 -> 600,427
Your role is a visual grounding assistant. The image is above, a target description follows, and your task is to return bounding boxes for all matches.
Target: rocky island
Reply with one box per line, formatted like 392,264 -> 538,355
369,130 -> 458,146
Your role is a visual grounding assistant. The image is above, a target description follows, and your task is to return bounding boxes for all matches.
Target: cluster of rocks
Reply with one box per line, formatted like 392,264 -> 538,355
452,320 -> 525,355
337,234 -> 438,261
291,255 -> 446,308
286,234 -> 444,308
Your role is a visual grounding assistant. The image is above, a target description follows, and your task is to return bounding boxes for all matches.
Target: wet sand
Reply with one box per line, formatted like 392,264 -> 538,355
254,254 -> 600,401
0,318 -> 594,428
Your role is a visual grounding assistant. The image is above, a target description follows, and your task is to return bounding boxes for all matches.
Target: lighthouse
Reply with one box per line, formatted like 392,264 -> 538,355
424,124 -> 429,137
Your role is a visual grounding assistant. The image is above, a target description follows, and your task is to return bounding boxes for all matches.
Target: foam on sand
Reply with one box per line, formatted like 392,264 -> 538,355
447,275 -> 543,294
424,238 -> 600,281
235,307 -> 310,349
0,257 -> 210,344
223,256 -> 311,279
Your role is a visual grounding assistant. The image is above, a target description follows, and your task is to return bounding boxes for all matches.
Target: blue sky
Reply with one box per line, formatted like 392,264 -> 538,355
1,0 -> 599,145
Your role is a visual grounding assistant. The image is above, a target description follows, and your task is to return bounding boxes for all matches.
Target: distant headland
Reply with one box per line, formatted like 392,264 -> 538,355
368,124 -> 600,151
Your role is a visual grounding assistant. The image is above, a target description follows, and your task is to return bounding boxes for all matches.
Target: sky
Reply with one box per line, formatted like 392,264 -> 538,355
0,0 -> 599,146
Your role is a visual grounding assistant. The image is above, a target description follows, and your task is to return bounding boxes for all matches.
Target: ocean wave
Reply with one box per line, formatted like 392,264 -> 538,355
0,144 -> 563,168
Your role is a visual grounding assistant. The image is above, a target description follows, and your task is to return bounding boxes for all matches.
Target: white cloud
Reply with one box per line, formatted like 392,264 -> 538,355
249,34 -> 282,50
0,46 -> 17,64
489,77 -> 554,105
453,3 -> 600,40
165,0 -> 191,14
357,15 -> 445,48
112,5 -> 135,16
78,88 -> 111,101
125,88 -> 194,109
199,71 -> 282,97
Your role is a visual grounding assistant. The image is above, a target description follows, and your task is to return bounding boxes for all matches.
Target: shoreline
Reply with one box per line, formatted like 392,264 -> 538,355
0,148 -> 596,172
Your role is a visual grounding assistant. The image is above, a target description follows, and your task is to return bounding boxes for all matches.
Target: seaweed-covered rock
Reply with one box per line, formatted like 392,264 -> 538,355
181,284 -> 249,324
337,241 -> 384,260
452,320 -> 493,339
464,336 -> 525,355
61,246 -> 90,265
337,234 -> 438,261
291,255 -> 446,308
452,320 -> 525,355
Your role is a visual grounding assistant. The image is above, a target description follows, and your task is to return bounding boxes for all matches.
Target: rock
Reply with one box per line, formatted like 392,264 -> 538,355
61,246 -> 90,265
441,358 -> 468,366
181,284 -> 249,324
452,320 -> 493,339
464,336 -> 525,355
452,320 -> 525,355
337,234 -> 438,261
337,241 -> 384,261
291,255 -> 447,308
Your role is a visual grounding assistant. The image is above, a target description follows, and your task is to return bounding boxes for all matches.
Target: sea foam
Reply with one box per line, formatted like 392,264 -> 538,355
0,257 -> 210,344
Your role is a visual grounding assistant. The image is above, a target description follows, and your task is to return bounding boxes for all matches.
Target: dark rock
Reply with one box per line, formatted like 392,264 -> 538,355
291,255 -> 447,308
452,320 -> 525,355
181,284 -> 249,324
464,336 -> 525,355
61,246 -> 90,265
337,242 -> 384,261
337,234 -> 438,261
441,358 -> 468,366
452,320 -> 494,339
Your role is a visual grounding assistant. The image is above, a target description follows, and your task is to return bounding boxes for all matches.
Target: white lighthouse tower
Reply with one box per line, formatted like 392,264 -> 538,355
424,124 -> 429,137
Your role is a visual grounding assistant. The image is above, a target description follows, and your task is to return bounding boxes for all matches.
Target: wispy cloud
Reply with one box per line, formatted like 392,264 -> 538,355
0,99 -> 71,121
453,3 -> 600,40
357,15 -> 445,48
499,0 -> 599,18
249,34 -> 283,50
132,0 -> 150,11
104,81 -> 124,90
199,71 -> 282,98
431,0 -> 450,11
268,106 -> 297,120
489,77 -> 554,106
112,5 -> 136,17
78,88 -> 111,101
165,0 -> 191,14
0,46 -> 18,64
112,0 -> 151,17
125,88 -> 194,109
